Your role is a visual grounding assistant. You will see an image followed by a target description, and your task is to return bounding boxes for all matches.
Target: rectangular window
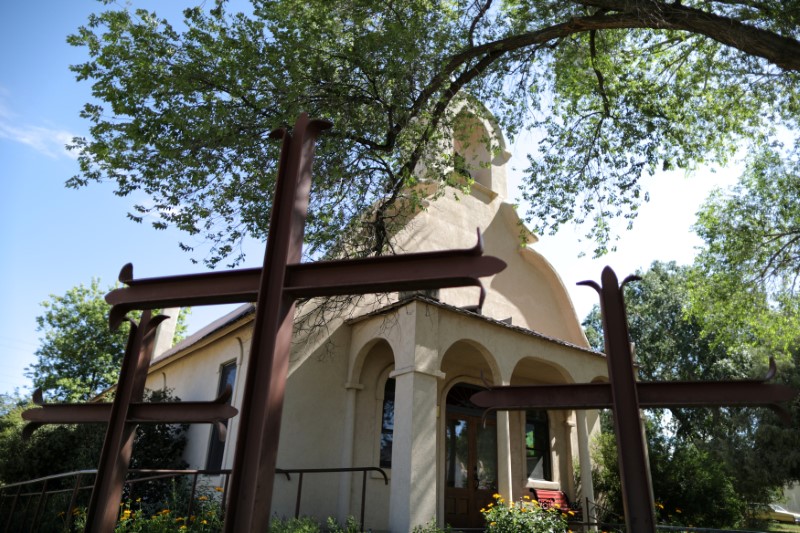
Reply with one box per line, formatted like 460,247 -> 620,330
206,361 -> 236,471
379,377 -> 395,468
525,410 -> 551,481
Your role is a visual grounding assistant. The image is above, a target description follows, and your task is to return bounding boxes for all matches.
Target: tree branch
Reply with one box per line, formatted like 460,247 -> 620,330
575,0 -> 800,70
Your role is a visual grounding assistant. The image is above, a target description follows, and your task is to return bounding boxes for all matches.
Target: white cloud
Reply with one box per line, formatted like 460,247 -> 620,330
0,89 -> 78,159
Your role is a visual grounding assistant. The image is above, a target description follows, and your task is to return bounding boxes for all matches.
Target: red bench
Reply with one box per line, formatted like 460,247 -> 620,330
530,488 -> 582,521
531,488 -> 571,511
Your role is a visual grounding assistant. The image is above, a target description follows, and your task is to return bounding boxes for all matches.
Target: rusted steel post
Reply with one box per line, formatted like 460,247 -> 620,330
85,310 -> 165,532
222,113 -> 331,531
581,268 -> 654,532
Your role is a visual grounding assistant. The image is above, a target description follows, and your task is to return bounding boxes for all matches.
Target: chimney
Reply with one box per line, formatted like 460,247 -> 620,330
152,307 -> 180,358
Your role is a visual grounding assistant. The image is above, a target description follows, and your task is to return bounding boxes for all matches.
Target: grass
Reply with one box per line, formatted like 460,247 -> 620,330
768,522 -> 800,533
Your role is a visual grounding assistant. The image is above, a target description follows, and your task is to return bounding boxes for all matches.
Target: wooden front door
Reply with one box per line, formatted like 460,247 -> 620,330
444,384 -> 498,529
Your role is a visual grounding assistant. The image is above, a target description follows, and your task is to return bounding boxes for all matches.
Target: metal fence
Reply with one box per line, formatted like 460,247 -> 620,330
0,466 -> 387,532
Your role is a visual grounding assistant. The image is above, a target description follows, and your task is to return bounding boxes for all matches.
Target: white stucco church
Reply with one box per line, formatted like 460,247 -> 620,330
142,104 -> 609,532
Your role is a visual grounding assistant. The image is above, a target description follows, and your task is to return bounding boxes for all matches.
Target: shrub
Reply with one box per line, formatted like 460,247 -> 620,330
481,493 -> 569,533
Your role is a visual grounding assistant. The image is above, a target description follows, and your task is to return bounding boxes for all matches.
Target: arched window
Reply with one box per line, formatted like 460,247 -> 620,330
525,410 -> 552,481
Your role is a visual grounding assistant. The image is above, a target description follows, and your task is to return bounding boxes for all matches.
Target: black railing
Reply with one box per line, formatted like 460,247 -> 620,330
276,467 -> 389,531
0,466 -> 387,532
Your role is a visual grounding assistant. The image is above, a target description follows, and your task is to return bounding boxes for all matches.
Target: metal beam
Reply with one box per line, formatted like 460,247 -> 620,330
471,380 -> 798,411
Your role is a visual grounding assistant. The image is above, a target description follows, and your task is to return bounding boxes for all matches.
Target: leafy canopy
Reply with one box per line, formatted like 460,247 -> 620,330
26,280 -> 187,402
67,0 -> 800,265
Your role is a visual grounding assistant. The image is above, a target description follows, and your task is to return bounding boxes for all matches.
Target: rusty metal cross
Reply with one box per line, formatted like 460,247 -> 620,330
471,267 -> 799,533
22,309 -> 239,531
34,113 -> 504,531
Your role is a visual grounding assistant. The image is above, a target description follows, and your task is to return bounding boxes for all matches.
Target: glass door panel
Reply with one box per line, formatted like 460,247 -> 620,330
476,421 -> 497,491
446,417 -> 469,488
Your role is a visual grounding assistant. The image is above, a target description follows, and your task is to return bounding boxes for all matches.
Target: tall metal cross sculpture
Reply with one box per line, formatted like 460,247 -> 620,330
25,113 -> 506,532
471,267 -> 799,533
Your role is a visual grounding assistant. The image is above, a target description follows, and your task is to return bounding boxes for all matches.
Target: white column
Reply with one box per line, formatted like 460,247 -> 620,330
576,410 -> 597,529
387,367 -> 441,532
496,410 -> 513,501
337,384 -> 362,522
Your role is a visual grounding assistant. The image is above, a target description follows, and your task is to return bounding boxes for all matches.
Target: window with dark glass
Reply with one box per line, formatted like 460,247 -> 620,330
206,361 -> 236,471
525,410 -> 551,481
379,377 -> 395,468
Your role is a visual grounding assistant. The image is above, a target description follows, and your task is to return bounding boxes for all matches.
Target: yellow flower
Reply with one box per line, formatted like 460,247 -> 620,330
214,486 -> 224,492
161,509 -> 170,515
487,503 -> 494,508
493,493 -> 502,499
480,508 -> 486,513
676,508 -> 682,514
198,495 -> 209,501
490,522 -> 497,526
136,497 -> 142,502
202,520 -> 208,525
179,526 -> 188,531
656,502 -> 664,510
568,510 -> 576,516
523,495 -> 531,500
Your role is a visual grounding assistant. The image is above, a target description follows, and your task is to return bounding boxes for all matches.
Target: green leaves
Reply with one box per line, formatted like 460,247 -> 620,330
691,144 -> 800,353
28,280 -> 131,402
26,280 -> 188,402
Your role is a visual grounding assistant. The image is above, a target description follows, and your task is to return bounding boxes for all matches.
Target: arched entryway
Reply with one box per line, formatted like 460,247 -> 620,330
444,382 -> 498,529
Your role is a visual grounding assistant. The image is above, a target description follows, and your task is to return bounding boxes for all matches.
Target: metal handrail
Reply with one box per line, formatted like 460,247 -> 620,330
275,467 -> 388,532
0,466 -> 387,532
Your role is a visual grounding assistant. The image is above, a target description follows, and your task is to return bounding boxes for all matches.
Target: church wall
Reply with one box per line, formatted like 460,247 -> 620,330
394,190 -> 590,348
271,324 -> 352,522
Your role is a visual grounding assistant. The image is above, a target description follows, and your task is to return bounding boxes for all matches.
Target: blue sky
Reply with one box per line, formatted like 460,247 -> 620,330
0,1 -> 736,395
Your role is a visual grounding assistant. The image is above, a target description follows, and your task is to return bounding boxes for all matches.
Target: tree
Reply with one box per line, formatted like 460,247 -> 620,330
592,413 -> 746,528
66,0 -> 800,267
584,261 -> 800,526
691,144 -> 800,353
26,279 -> 187,402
